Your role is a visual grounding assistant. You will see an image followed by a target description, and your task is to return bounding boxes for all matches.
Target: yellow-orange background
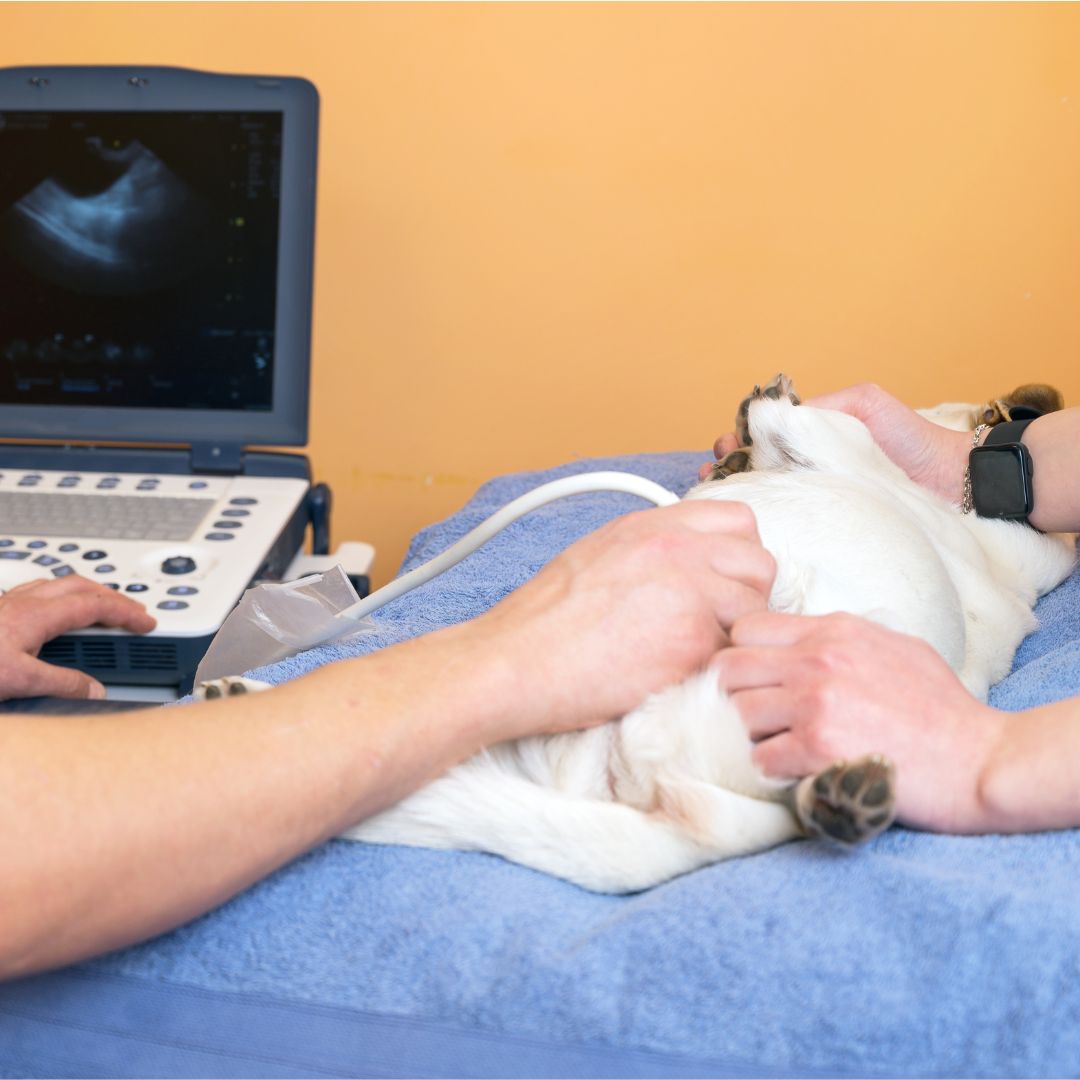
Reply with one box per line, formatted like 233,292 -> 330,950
3,2 -> 1078,585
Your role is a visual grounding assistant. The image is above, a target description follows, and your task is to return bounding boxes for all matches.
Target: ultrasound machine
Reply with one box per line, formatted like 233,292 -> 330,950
0,66 -> 369,699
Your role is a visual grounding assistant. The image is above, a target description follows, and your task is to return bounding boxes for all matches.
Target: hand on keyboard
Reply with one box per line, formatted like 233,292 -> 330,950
0,578 -> 156,701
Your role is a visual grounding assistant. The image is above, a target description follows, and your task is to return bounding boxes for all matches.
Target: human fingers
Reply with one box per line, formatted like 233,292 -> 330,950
728,610 -> 842,648
14,587 -> 156,648
5,574 -> 117,603
748,731 -> 819,780
801,383 -> 884,421
712,433 -> 740,459
669,498 -> 763,543
0,653 -> 106,701
702,536 -> 776,604
726,686 -> 794,742
4,578 -> 51,596
710,644 -> 790,694
700,578 -> 772,633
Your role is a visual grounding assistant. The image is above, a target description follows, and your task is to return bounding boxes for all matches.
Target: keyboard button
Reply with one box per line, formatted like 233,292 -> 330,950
0,550 -> 28,559
82,550 -> 107,561
161,556 -> 196,575
229,497 -> 257,506
0,540 -> 12,547
57,477 -> 80,488
27,540 -> 46,549
157,600 -> 189,611
125,583 -> 149,593
18,477 -> 40,487
205,532 -> 235,541
33,555 -> 60,567
212,520 -> 241,529
94,564 -> 115,574
104,582 -> 120,590
167,585 -> 198,596
58,543 -> 79,552
189,481 -> 208,490
220,508 -> 250,517
51,565 -> 74,577
97,480 -> 119,489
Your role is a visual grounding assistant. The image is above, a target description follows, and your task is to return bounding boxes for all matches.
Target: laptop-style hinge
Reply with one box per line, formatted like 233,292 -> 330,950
189,442 -> 244,475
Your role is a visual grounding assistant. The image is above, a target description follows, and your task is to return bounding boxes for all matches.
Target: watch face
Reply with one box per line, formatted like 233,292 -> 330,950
971,444 -> 1033,519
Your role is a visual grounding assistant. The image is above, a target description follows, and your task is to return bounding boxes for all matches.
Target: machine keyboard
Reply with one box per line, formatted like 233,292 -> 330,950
0,492 -> 215,541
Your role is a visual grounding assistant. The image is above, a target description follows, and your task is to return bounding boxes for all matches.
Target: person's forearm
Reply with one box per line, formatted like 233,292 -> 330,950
975,697 -> 1080,833
1021,408 -> 1080,533
0,619 -> 518,980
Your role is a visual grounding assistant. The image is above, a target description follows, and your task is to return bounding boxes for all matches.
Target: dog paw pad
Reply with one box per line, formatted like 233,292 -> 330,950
794,754 -> 897,847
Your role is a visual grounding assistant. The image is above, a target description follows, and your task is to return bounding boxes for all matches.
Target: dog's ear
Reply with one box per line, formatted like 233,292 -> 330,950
979,383 -> 1065,426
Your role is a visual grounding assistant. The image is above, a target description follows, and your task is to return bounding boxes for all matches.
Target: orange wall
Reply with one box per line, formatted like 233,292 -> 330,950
3,2 -> 1079,585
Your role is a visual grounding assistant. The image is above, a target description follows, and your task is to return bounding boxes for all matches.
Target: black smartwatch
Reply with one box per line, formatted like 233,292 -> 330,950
968,419 -> 1037,523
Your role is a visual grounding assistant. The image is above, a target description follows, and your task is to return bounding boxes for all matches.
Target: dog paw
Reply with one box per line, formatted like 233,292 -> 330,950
734,373 -> 801,448
793,754 -> 896,846
194,676 -> 272,700
708,447 -> 753,481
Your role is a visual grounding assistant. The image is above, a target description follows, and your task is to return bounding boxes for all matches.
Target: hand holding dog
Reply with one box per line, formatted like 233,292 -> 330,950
717,610 -> 1080,836
704,381 -> 1080,532
701,381 -> 973,503
712,612 -> 1000,832
0,576 -> 156,701
479,499 -> 777,737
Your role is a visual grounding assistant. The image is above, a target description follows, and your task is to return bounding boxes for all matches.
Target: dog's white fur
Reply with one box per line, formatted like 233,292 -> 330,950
215,397 -> 1077,892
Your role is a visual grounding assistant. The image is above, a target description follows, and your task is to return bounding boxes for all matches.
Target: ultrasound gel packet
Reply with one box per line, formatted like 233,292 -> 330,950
193,565 -> 377,685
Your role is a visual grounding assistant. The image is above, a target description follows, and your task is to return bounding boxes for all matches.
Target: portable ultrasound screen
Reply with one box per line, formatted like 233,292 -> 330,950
0,68 -> 321,690
0,66 -> 317,448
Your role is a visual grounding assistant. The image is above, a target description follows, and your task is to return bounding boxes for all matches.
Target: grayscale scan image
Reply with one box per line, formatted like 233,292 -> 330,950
0,111 -> 281,411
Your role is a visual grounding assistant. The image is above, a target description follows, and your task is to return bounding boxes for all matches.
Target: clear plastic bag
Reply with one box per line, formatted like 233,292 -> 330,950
193,565 -> 376,685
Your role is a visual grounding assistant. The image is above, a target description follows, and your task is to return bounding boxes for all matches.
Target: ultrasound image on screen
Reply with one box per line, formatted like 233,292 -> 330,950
0,111 -> 281,411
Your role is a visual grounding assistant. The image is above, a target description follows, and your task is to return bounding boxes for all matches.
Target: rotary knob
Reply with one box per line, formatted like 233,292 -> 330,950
161,555 -> 197,575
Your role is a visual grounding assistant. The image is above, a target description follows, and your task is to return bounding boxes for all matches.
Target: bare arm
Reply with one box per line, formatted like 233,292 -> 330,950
714,612 -> 1080,835
0,500 -> 776,979
1020,407 -> 1080,533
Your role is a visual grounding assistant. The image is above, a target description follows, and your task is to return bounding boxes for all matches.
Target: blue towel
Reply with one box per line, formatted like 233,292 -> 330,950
3,451 -> 1079,1078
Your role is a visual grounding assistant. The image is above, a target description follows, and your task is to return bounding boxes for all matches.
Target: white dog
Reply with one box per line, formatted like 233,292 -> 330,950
202,377 -> 1076,892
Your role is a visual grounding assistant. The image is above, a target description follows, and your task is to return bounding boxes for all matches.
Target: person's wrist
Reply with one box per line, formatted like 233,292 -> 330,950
465,597 -> 567,743
897,698 -> 1005,833
970,708 -> 1060,833
966,707 -> 1019,832
945,425 -> 990,506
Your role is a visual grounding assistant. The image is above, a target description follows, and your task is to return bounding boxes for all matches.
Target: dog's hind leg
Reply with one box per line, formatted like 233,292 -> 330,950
788,755 -> 897,845
343,757 -> 798,893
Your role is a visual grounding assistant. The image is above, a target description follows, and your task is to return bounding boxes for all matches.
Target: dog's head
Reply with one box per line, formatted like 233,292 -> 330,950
917,383 -> 1065,432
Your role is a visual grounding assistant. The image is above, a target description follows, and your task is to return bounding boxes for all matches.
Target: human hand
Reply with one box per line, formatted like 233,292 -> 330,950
712,611 -> 1002,832
0,577 -> 157,701
699,382 -> 974,504
478,500 -> 776,738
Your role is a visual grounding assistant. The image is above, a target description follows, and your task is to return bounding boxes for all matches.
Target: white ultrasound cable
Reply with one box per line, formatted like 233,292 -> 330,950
337,471 -> 680,622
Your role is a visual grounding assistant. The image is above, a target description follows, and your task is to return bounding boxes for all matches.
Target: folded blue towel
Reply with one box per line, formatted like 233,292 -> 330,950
3,451 -> 1079,1079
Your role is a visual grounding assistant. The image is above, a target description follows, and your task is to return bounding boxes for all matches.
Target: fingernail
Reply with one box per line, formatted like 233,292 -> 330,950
88,681 -> 107,700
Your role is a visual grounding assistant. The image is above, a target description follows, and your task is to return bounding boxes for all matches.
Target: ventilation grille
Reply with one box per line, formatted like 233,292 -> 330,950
40,640 -> 77,666
80,640 -> 118,670
129,641 -> 179,671
40,637 -> 180,676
